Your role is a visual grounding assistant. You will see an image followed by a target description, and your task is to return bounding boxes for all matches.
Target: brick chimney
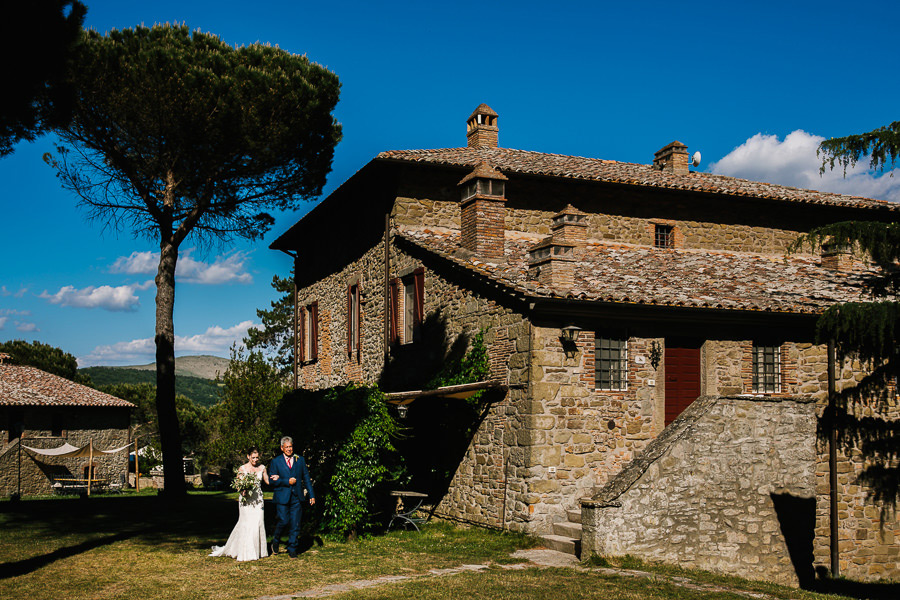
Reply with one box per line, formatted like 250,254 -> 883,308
527,205 -> 587,288
458,161 -> 508,261
467,104 -> 499,148
653,141 -> 689,174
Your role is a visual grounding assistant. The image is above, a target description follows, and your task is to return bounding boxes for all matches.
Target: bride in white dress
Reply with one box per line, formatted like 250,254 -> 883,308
210,447 -> 270,561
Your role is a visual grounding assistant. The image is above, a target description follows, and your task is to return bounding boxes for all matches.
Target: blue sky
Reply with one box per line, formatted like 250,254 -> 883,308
2,0 -> 899,366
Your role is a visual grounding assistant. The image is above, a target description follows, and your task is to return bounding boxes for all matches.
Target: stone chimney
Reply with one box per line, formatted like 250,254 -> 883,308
467,104 -> 499,148
527,205 -> 587,288
653,141 -> 690,174
459,161 -> 508,261
820,242 -> 856,272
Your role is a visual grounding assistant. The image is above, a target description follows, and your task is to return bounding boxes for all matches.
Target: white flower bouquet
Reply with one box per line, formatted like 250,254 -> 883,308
232,471 -> 258,504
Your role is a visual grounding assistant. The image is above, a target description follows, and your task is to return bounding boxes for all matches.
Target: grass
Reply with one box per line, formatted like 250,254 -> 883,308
0,492 -> 893,600
0,492 -> 533,600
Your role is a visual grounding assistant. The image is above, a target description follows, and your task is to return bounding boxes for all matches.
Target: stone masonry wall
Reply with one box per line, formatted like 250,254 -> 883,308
701,340 -> 900,580
389,244 -> 531,530
393,195 -> 811,257
520,328 -> 662,534
294,227 -> 532,530
581,395 -> 818,587
0,407 -> 131,497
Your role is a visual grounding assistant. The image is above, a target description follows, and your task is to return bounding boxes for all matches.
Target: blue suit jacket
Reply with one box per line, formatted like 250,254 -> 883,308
268,454 -> 315,505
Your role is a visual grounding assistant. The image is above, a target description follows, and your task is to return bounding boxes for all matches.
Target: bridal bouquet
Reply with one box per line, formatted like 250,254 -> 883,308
232,471 -> 258,504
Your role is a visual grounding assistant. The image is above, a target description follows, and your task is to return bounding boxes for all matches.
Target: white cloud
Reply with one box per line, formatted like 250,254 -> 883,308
109,250 -> 253,285
109,251 -> 158,275
1,286 -> 28,298
81,320 -> 261,365
0,316 -> 7,329
39,283 -> 144,312
710,130 -> 900,203
15,321 -> 38,332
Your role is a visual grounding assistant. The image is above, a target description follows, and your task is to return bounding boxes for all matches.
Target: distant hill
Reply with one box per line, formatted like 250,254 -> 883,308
117,355 -> 231,380
79,355 -> 230,407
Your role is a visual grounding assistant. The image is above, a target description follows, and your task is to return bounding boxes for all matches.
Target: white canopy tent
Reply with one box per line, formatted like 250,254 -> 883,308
23,439 -> 133,495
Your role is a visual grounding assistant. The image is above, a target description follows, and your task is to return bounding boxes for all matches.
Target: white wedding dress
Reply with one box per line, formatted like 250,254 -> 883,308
209,469 -> 268,561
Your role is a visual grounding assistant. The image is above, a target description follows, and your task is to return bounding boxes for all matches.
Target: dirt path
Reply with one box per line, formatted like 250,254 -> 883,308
257,548 -> 779,600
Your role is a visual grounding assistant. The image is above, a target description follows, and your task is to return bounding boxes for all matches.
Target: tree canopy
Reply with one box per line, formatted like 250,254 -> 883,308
791,129 -> 900,512
46,24 -> 341,496
0,0 -> 85,157
244,273 -> 295,376
0,339 -> 92,385
819,121 -> 900,175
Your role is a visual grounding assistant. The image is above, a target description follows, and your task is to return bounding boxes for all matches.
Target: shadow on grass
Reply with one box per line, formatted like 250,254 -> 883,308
0,493 -> 250,573
0,529 -> 144,579
808,571 -> 900,600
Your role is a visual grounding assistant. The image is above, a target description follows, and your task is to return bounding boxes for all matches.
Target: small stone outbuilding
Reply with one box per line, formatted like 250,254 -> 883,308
0,364 -> 134,496
272,104 -> 900,584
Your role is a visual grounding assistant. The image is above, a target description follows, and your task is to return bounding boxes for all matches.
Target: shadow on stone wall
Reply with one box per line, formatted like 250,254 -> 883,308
379,311 -> 497,503
771,492 -> 815,588
380,311 -> 468,393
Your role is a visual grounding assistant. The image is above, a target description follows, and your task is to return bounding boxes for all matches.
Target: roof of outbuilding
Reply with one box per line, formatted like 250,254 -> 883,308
0,365 -> 136,408
378,146 -> 897,212
396,226 -> 876,314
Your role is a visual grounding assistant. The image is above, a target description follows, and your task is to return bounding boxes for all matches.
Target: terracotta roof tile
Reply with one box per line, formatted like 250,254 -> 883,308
0,365 -> 136,407
378,147 -> 897,211
396,226 -> 876,314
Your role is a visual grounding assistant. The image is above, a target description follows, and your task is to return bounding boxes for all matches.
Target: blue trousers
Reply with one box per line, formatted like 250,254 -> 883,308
273,495 -> 303,552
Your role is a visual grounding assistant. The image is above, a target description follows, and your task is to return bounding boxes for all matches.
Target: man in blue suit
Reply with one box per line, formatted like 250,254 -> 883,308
269,436 -> 315,558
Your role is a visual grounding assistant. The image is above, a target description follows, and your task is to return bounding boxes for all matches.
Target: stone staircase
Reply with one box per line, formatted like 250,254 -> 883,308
538,507 -> 582,556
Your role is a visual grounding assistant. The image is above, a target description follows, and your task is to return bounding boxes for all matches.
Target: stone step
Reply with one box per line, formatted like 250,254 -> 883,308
553,521 -> 582,539
566,508 -> 582,524
539,534 -> 581,556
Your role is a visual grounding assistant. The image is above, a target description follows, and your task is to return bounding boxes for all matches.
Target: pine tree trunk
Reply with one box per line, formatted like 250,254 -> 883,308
155,237 -> 186,498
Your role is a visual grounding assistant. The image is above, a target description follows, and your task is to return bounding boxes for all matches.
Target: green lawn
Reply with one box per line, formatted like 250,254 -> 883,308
0,492 -> 890,600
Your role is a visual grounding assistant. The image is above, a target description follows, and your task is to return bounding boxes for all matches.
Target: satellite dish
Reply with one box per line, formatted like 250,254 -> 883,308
692,151 -> 701,167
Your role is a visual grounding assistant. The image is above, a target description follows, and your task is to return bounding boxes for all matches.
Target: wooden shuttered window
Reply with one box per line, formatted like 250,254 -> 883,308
298,306 -> 307,362
310,302 -> 318,362
413,268 -> 424,328
347,283 -> 360,360
390,278 -> 400,344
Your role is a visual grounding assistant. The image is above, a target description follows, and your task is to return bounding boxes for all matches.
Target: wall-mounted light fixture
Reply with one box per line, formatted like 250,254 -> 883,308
396,404 -> 409,419
560,324 -> 582,358
560,324 -> 582,344
649,341 -> 663,370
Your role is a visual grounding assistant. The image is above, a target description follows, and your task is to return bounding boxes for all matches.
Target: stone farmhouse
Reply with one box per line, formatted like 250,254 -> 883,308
0,363 -> 134,496
272,104 -> 899,585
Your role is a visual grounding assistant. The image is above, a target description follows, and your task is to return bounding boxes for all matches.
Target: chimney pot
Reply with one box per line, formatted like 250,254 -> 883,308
467,103 -> 499,148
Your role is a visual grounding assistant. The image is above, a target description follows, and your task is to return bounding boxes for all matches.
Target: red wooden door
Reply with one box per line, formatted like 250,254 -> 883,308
664,342 -> 701,426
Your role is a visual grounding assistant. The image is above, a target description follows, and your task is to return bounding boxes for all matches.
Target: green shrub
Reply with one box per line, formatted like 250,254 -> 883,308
280,384 -> 404,538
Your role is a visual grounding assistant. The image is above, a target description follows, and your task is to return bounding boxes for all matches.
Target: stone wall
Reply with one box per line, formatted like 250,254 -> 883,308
294,227 -> 533,530
517,329 -> 663,534
392,193 -> 814,258
0,407 -> 131,497
581,395 -> 818,587
295,238 -> 388,388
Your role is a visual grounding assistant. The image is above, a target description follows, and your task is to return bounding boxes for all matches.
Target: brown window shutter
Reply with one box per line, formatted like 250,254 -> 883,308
390,278 -> 399,343
298,306 -> 306,363
413,268 -> 425,325
347,285 -> 352,357
356,287 -> 362,361
310,302 -> 319,361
